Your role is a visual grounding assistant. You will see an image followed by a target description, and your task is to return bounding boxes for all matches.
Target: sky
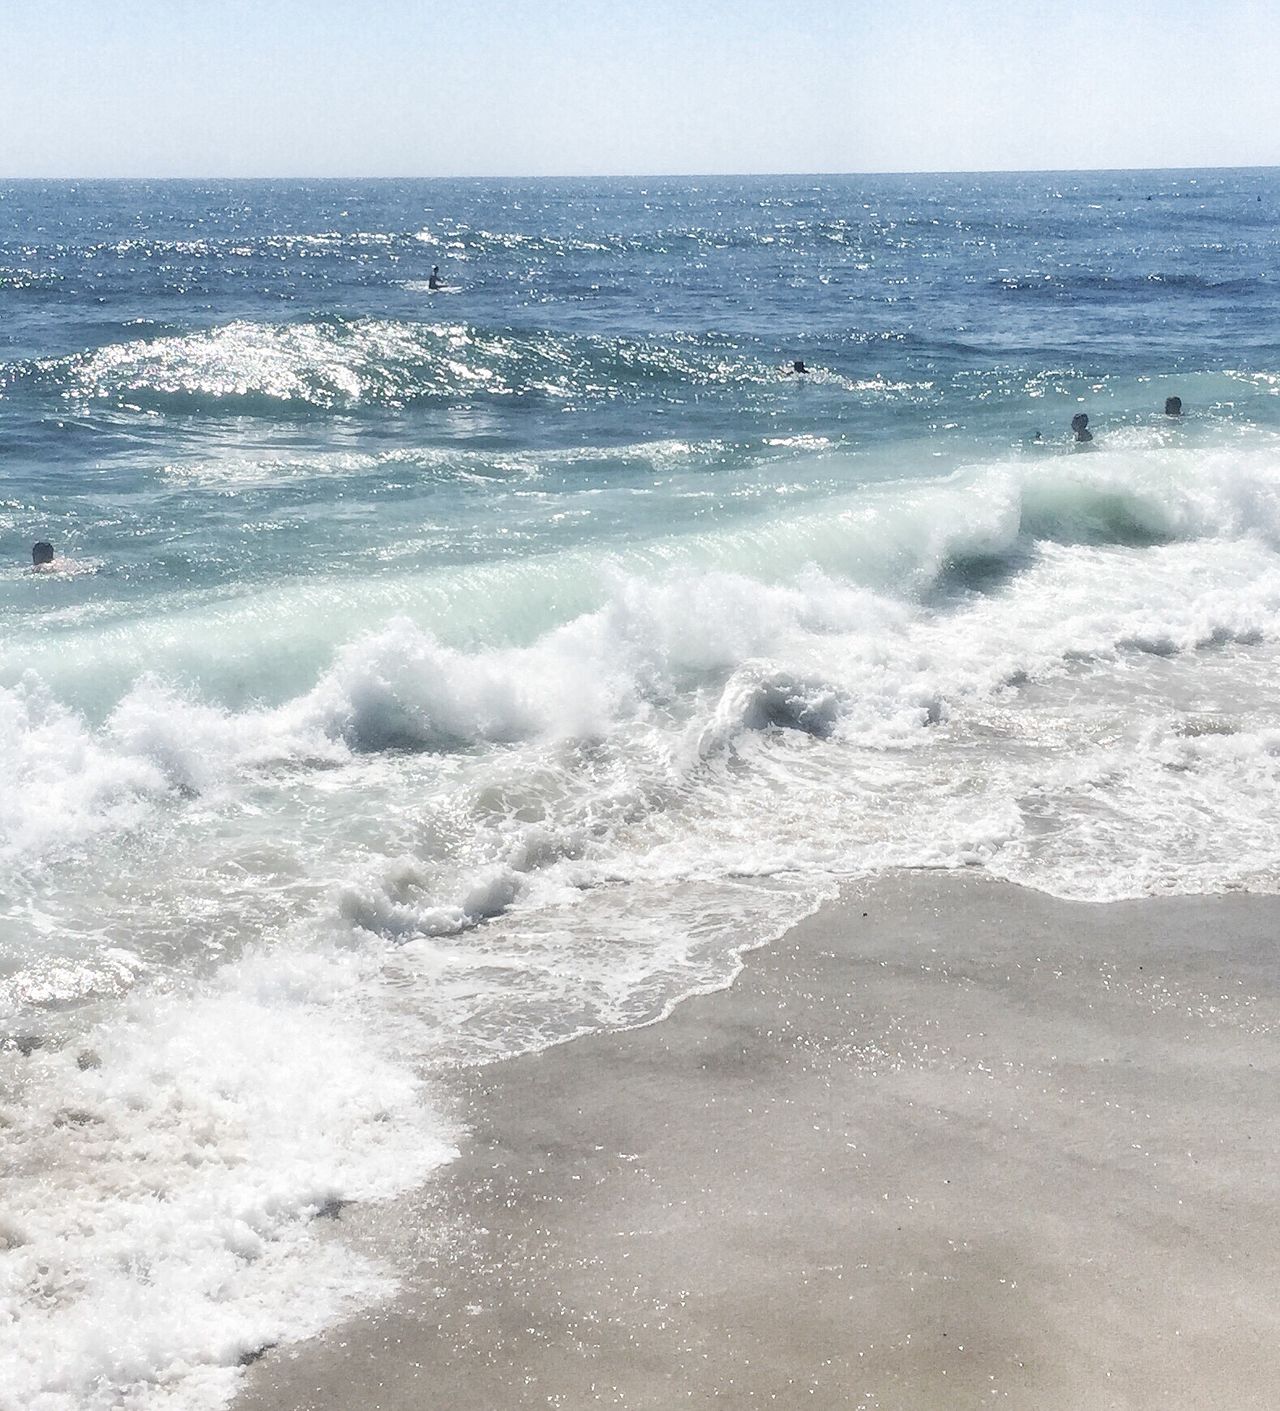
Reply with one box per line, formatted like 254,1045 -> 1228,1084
1,0 -> 1278,178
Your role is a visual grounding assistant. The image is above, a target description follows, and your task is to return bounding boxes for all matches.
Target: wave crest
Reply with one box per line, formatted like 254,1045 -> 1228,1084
15,318 -> 794,413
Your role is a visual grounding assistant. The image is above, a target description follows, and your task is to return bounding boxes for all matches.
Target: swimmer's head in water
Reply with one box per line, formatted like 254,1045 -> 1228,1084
32,541 -> 53,566
792,360 -> 808,374
1164,396 -> 1182,416
1071,413 -> 1089,432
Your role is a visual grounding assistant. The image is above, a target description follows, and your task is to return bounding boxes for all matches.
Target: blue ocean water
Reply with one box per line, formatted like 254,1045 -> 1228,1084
5,171 -> 1280,1409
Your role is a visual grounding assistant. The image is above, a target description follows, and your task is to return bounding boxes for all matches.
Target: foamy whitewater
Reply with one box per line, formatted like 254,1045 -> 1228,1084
4,171 -> 1280,1409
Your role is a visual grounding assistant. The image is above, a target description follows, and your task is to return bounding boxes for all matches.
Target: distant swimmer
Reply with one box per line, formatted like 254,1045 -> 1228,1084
788,359 -> 809,375
1164,395 -> 1182,416
27,541 -> 96,577
428,265 -> 443,291
1071,412 -> 1093,443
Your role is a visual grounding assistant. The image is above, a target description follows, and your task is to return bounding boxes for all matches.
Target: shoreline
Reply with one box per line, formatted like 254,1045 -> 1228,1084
237,871 -> 1280,1410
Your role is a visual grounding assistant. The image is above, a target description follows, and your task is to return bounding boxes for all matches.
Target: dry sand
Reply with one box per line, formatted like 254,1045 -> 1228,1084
237,872 -> 1280,1410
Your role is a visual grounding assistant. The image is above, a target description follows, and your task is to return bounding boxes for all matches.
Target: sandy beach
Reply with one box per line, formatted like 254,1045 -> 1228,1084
236,872 -> 1280,1410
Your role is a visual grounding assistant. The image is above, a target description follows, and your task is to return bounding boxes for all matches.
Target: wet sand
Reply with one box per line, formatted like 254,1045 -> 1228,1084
237,872 -> 1280,1410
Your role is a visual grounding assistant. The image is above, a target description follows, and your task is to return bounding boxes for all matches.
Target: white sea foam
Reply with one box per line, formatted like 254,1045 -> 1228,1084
0,675 -> 345,868
0,677 -> 171,866
0,942 -> 458,1411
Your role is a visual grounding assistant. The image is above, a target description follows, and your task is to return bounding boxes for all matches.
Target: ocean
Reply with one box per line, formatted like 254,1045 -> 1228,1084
4,170 -> 1280,1410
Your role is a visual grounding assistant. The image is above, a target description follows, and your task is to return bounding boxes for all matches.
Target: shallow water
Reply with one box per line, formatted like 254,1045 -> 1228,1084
4,170 -> 1280,1410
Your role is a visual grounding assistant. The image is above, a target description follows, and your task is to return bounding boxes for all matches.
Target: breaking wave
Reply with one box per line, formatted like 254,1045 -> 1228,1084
6,436 -> 1280,877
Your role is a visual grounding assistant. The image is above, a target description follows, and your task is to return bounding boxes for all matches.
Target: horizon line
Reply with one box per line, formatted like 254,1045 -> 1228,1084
3,163 -> 1279,184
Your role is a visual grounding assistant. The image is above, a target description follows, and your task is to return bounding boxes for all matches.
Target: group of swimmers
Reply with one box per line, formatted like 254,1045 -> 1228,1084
1066,395 -> 1182,445
787,359 -> 1186,439
788,356 -> 1186,446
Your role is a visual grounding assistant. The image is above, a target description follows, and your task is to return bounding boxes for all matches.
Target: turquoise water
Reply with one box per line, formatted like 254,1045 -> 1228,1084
5,171 -> 1280,1410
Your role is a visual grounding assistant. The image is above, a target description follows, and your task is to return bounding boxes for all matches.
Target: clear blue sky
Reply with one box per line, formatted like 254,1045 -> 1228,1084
1,0 -> 1277,177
